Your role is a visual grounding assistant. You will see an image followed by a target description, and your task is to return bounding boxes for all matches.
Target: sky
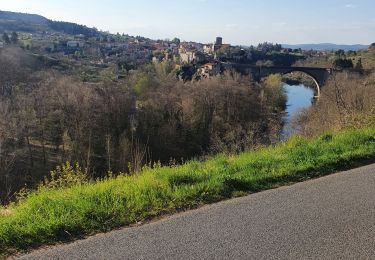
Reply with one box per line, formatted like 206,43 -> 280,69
1,0 -> 375,45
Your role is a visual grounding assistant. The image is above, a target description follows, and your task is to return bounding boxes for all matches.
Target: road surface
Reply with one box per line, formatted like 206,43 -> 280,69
18,164 -> 375,259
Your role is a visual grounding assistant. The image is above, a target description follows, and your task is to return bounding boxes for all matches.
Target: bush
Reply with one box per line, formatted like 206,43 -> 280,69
40,162 -> 89,190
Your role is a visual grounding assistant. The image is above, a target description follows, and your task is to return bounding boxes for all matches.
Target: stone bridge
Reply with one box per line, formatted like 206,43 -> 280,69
223,63 -> 334,97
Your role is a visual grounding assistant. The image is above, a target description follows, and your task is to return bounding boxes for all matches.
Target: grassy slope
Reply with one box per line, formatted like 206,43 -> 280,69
1,128 -> 375,256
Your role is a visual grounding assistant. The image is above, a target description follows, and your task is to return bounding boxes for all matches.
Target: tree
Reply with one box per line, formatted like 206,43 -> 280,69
257,42 -> 282,53
334,49 -> 346,59
171,37 -> 181,45
347,50 -> 357,56
332,58 -> 353,69
369,43 -> 375,54
2,33 -> 10,44
10,32 -> 18,44
0,100 -> 17,203
354,58 -> 363,73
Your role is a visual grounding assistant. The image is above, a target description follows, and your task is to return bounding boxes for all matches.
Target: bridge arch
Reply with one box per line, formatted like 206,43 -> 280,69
280,69 -> 321,98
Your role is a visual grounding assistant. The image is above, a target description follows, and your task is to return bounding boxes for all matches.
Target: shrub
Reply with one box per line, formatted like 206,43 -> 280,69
40,162 -> 89,189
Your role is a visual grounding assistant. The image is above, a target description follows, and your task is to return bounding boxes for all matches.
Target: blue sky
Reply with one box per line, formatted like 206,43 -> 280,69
1,0 -> 374,45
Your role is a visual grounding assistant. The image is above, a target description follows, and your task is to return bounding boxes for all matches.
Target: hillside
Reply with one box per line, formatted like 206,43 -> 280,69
283,43 -> 369,51
0,10 -> 49,32
0,10 -> 101,37
0,10 -> 47,23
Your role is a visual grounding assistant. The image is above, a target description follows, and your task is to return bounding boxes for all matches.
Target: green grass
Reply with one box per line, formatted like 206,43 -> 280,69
1,128 -> 375,256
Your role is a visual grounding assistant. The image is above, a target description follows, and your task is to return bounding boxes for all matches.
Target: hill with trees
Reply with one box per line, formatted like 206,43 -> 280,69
0,10 -> 101,37
282,43 -> 368,51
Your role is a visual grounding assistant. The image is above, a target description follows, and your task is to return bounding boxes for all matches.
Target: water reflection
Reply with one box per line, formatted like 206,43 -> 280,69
281,83 -> 315,139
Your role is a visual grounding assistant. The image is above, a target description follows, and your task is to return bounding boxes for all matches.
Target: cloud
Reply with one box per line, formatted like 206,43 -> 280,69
344,4 -> 356,8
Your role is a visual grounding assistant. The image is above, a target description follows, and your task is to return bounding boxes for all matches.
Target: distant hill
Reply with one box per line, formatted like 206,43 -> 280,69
0,10 -> 101,37
0,10 -> 49,32
282,43 -> 369,51
0,10 -> 47,24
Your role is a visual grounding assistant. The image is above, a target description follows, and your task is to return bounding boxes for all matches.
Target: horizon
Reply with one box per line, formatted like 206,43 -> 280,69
1,1 -> 375,45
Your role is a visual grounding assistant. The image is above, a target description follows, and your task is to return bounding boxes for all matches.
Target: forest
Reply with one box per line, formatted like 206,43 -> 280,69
0,47 -> 287,204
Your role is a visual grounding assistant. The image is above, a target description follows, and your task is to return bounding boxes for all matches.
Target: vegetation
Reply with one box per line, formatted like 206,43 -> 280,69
0,47 -> 286,204
46,20 -> 100,38
332,58 -> 353,69
295,72 -> 375,136
1,127 -> 375,256
293,46 -> 375,71
0,11 -> 103,38
1,33 -> 9,44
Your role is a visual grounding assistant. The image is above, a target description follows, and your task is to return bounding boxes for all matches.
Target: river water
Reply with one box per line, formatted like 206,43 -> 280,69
281,83 -> 315,139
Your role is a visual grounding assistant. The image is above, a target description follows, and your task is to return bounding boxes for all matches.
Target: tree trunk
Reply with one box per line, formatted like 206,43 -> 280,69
86,130 -> 92,175
39,118 -> 47,166
106,134 -> 111,172
25,132 -> 34,168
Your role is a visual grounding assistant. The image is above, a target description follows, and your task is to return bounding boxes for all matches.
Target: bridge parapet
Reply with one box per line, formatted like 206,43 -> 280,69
223,63 -> 333,97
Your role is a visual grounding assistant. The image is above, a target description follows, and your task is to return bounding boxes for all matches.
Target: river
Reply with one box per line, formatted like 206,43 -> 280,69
281,83 -> 315,139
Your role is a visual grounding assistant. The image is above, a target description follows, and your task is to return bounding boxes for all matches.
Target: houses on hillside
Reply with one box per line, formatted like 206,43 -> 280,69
178,37 -> 231,77
7,30 -> 230,78
179,44 -> 206,63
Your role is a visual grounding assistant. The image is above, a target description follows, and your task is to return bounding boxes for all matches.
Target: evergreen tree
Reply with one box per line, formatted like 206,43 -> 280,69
354,58 -> 363,73
172,37 -> 181,45
11,32 -> 18,44
2,33 -> 10,44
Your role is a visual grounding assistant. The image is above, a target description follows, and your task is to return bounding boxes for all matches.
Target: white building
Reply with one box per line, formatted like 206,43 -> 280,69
0,42 -> 4,48
67,41 -> 84,48
203,44 -> 214,54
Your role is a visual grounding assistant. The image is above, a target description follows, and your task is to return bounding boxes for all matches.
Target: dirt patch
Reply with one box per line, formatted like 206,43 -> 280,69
0,208 -> 12,217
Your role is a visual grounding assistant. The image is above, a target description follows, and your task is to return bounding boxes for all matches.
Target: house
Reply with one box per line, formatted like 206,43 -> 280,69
179,43 -> 208,64
199,62 -> 221,78
0,41 -> 4,48
203,44 -> 214,54
180,50 -> 206,64
179,45 -> 194,63
217,44 -> 231,52
67,41 -> 84,48
75,34 -> 85,39
180,51 -> 194,63
194,51 -> 206,63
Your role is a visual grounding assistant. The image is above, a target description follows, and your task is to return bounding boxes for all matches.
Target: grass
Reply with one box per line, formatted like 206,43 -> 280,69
1,128 -> 375,257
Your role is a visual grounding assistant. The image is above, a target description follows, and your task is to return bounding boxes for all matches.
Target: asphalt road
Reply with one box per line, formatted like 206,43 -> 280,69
18,164 -> 375,260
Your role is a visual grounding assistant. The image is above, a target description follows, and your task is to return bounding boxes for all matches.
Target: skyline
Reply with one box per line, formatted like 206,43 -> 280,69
1,0 -> 375,45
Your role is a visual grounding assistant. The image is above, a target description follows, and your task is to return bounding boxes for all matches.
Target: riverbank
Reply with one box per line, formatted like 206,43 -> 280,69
281,83 -> 315,138
1,127 -> 375,257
